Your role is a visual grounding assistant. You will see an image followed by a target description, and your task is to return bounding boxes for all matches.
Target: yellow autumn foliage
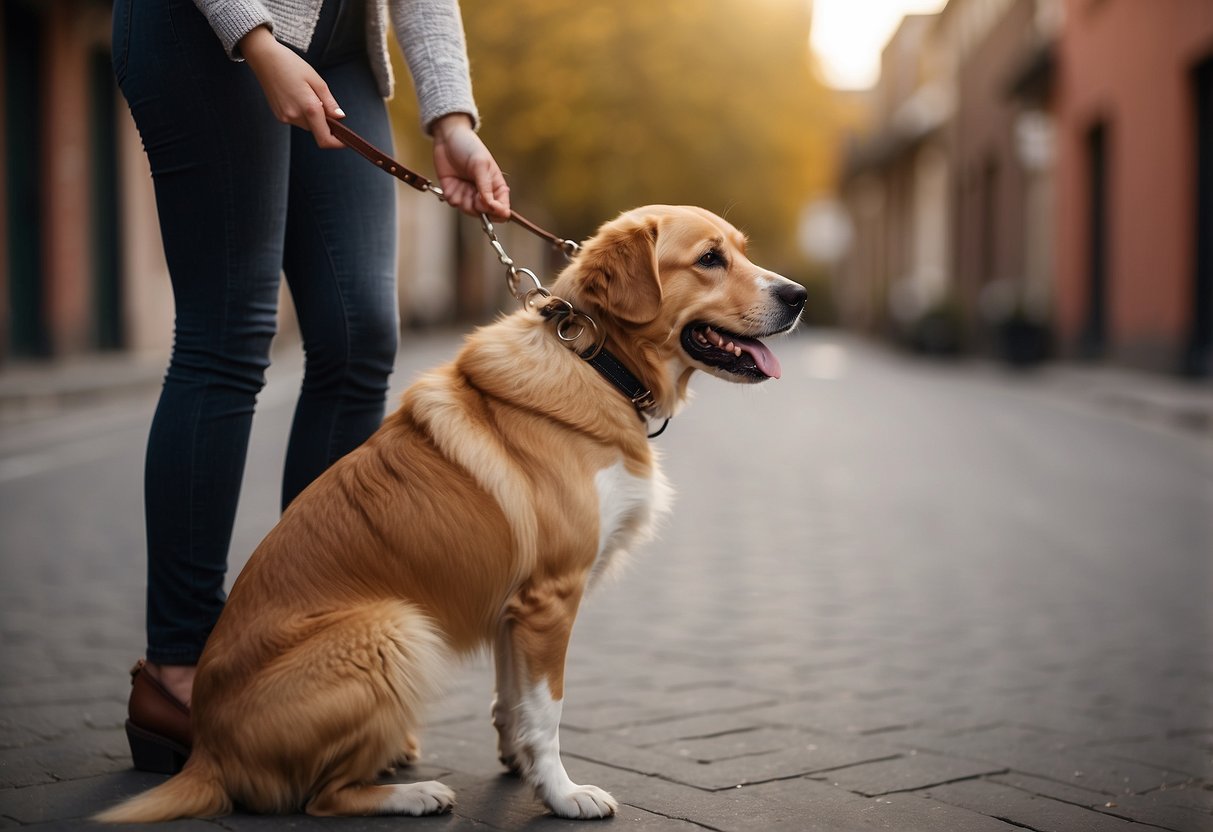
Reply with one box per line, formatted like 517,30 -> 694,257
391,0 -> 844,273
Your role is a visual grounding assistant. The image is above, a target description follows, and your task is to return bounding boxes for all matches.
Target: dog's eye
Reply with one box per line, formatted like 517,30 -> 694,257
697,249 -> 726,269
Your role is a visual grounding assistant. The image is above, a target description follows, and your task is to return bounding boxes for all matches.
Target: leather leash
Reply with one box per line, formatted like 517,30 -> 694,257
325,117 -> 669,438
325,118 -> 579,256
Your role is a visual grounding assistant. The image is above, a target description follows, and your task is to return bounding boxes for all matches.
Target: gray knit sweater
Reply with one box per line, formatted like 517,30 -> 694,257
192,0 -> 479,131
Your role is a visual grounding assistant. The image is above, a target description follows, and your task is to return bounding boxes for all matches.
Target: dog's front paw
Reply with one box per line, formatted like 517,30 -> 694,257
545,784 -> 617,819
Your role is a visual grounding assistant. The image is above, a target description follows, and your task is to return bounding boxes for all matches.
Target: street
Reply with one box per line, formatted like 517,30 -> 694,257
1,330 -> 1210,831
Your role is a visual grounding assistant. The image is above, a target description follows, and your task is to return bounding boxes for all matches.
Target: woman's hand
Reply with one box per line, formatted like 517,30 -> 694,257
240,25 -> 345,148
431,114 -> 511,219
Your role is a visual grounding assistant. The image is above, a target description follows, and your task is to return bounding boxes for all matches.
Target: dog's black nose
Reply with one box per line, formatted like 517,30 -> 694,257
776,282 -> 808,310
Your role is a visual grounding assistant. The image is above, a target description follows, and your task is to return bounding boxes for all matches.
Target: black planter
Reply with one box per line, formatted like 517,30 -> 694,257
998,318 -> 1051,367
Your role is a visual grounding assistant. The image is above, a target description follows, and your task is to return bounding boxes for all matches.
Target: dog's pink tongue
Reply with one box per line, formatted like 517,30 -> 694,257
736,336 -> 782,379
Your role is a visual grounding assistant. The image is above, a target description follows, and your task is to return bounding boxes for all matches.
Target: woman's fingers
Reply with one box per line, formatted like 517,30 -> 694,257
242,27 -> 346,150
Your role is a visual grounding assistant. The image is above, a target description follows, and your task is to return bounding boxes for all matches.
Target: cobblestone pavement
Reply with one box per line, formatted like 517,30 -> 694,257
1,332 -> 1210,831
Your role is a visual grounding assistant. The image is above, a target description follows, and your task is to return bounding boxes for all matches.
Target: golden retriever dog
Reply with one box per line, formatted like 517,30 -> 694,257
98,205 -> 806,822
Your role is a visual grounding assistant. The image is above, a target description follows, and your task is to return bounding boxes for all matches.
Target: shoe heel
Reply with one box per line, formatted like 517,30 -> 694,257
125,719 -> 188,774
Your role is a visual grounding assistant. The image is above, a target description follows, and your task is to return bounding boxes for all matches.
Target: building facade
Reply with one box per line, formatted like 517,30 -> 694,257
2,0 -> 151,362
1054,0 -> 1213,374
949,0 -> 1060,359
835,14 -> 955,346
837,0 -> 1062,359
836,0 -> 1213,377
1,1 -> 507,367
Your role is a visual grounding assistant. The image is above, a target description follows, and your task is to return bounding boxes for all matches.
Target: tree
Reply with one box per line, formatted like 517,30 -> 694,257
392,0 -> 845,274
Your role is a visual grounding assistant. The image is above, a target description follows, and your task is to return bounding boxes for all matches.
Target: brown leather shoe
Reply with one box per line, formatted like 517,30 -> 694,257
125,659 -> 192,774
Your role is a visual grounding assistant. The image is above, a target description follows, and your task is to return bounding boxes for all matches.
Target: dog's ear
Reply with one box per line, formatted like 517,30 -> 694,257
579,216 -> 662,325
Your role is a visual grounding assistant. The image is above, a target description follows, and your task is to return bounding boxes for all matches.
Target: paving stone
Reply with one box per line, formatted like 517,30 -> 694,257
0,701 -> 126,749
196,814 -> 343,830
0,679 -> 127,710
745,696 -> 933,736
440,767 -> 710,830
892,724 -> 1200,797
210,800 -> 498,832
0,728 -> 131,788
610,712 -> 766,748
816,751 -> 1006,797
3,334 -> 1212,830
1172,730 -> 1213,751
891,723 -> 1073,762
0,770 -> 163,824
1011,750 -> 1196,797
1092,738 -> 1213,779
552,724 -> 893,792
1093,793 -> 1213,832
17,819 -> 220,832
416,728 -> 512,778
567,759 -> 1021,832
656,727 -> 800,763
989,770 -> 1123,808
560,686 -> 778,733
924,778 -> 1142,832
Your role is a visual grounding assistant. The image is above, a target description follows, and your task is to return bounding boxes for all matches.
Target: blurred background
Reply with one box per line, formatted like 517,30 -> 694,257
1,0 -> 1211,378
1,6 -> 1211,825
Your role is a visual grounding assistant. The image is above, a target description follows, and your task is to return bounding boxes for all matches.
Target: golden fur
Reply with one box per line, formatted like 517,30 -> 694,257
97,205 -> 803,822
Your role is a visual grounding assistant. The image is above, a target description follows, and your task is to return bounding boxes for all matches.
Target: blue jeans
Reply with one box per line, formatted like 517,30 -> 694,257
113,0 -> 397,664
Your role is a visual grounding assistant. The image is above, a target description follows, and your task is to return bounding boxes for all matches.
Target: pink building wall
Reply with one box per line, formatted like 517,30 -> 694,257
1055,0 -> 1213,366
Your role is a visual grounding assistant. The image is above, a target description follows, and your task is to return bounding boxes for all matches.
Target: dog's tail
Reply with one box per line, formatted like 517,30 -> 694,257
94,752 -> 230,823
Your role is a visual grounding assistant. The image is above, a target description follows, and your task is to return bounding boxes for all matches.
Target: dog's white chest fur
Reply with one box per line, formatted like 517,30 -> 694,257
590,460 -> 671,582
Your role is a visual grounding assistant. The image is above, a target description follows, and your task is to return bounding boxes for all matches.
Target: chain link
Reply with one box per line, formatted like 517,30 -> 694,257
482,214 -> 547,305
480,213 -> 604,357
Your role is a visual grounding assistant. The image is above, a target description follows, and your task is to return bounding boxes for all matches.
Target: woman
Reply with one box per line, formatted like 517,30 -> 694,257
112,0 -> 509,772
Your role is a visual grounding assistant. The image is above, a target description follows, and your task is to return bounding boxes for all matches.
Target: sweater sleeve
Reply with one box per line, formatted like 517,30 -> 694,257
192,0 -> 274,60
389,0 -> 481,133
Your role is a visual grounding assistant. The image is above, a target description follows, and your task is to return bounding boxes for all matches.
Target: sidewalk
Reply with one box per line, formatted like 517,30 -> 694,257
0,350 -> 170,425
1,331 -> 1210,831
996,360 -> 1213,437
4,334 -> 1210,436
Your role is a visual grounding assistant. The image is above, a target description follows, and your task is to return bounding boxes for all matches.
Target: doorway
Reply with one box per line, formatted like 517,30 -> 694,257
1185,55 -> 1213,377
1080,122 -> 1109,359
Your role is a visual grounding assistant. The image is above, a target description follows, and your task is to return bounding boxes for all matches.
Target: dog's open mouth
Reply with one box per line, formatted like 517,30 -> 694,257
681,323 -> 783,380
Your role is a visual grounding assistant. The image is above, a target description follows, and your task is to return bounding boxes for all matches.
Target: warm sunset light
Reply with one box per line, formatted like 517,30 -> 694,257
810,0 -> 949,89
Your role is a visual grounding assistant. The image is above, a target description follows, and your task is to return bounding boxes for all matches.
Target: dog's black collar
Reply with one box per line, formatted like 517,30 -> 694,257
580,347 -> 655,413
580,346 -> 670,439
538,303 -> 670,438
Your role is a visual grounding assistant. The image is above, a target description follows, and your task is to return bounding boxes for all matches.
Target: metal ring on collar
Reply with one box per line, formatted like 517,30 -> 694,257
522,286 -> 553,310
507,266 -> 543,300
558,313 -> 605,360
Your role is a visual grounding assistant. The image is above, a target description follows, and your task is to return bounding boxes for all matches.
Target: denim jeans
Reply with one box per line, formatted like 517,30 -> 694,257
113,0 -> 397,664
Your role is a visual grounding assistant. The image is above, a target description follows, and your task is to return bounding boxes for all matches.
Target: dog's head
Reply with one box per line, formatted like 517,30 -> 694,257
550,205 -> 807,415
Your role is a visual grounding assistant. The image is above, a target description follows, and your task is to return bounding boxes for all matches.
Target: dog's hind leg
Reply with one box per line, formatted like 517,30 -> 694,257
396,731 -> 422,765
221,601 -> 449,815
306,781 -> 454,816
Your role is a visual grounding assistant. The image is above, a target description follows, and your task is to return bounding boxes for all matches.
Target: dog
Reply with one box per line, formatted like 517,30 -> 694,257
98,205 -> 807,822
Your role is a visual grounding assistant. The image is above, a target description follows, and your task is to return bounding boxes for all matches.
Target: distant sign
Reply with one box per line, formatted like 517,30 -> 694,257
798,199 -> 854,264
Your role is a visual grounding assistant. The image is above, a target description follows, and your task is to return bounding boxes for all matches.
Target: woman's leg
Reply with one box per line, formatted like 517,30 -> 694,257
116,0 -> 290,669
279,56 -> 398,509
